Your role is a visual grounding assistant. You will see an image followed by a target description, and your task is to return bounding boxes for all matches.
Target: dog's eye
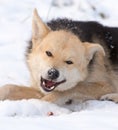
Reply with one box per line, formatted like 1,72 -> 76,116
46,51 -> 53,57
65,60 -> 73,65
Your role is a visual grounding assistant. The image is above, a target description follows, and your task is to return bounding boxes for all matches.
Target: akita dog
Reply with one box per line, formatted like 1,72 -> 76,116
0,9 -> 118,106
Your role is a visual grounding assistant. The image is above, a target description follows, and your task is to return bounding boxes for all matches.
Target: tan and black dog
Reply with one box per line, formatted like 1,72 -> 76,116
0,9 -> 117,106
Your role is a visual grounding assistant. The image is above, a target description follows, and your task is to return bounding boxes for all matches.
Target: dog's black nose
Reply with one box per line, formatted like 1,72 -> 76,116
48,68 -> 59,80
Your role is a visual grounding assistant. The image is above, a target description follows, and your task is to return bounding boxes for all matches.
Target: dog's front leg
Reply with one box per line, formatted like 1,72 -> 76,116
0,84 -> 43,100
41,91 -> 75,106
41,82 -> 115,105
41,90 -> 93,106
100,93 -> 118,103
41,91 -> 62,103
41,91 -> 93,106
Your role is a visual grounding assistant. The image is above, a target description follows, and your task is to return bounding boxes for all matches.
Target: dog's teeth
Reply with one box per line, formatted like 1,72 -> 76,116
43,81 -> 45,85
51,86 -> 55,89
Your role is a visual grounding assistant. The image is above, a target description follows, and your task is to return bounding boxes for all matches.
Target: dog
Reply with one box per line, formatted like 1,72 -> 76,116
0,9 -> 117,106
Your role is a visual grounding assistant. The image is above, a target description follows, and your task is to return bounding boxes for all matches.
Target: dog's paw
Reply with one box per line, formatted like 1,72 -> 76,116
100,93 -> 118,103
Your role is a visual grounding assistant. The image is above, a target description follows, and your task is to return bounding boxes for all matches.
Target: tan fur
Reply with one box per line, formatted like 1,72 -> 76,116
0,85 -> 43,100
0,9 -> 118,106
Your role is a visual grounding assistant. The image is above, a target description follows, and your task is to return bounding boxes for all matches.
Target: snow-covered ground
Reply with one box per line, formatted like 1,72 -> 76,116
0,0 -> 118,130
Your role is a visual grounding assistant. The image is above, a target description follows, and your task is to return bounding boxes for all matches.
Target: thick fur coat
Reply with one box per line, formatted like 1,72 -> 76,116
0,9 -> 117,106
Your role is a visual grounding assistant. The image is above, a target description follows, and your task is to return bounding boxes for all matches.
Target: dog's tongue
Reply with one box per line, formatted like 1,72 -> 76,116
46,80 -> 56,88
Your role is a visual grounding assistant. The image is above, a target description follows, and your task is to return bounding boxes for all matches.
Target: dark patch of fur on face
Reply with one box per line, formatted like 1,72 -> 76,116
27,18 -> 118,65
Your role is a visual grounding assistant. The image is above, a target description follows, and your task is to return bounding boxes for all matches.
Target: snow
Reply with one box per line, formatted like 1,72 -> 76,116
0,0 -> 118,129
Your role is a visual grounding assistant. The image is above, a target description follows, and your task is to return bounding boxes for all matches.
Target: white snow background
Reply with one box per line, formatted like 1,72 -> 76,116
0,0 -> 118,130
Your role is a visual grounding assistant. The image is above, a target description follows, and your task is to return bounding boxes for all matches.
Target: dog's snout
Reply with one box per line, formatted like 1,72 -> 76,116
48,68 -> 59,80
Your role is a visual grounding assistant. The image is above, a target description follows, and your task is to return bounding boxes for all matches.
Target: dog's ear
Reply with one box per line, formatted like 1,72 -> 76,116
84,42 -> 105,62
32,9 -> 50,44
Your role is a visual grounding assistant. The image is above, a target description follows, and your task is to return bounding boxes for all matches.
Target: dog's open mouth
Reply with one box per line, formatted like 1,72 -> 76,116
41,77 -> 66,92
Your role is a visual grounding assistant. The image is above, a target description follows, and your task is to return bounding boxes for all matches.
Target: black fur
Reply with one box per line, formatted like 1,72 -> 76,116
47,19 -> 118,64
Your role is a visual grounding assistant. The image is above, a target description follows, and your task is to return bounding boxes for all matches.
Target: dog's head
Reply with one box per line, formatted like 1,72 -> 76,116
27,9 -> 105,94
